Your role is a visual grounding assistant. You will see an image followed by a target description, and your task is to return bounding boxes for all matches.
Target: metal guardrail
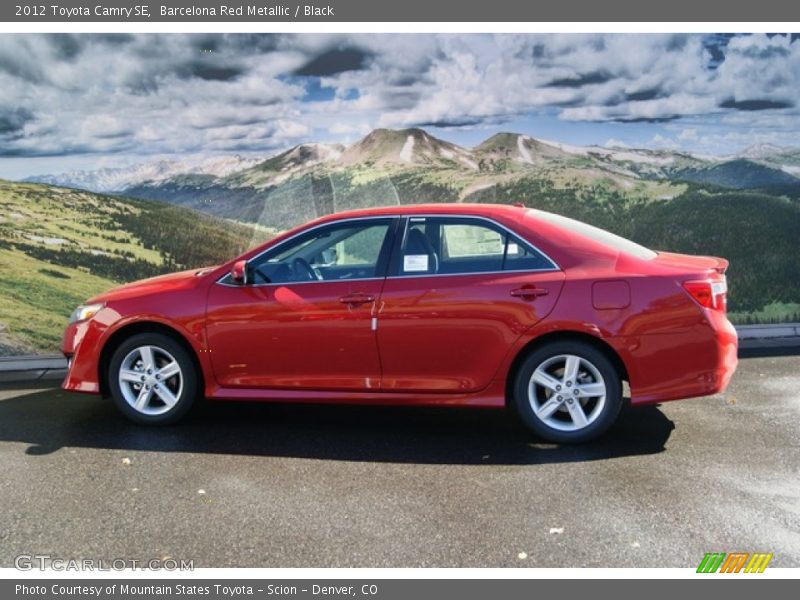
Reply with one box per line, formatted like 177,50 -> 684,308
0,325 -> 797,385
735,324 -> 800,339
736,324 -> 800,349
0,354 -> 67,384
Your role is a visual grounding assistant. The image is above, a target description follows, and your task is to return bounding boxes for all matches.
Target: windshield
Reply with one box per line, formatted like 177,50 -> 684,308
530,210 -> 657,260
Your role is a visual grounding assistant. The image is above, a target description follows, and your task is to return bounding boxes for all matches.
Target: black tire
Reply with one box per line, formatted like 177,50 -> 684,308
512,340 -> 622,443
108,332 -> 199,425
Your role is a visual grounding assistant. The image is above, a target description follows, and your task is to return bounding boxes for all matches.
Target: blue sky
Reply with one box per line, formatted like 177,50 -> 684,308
1,33 -> 799,178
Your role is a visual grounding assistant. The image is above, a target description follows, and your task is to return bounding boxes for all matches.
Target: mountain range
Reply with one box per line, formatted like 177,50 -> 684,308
27,128 -> 800,230
30,154 -> 263,193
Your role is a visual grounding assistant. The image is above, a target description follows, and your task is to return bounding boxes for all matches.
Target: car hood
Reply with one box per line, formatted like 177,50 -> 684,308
88,266 -> 219,303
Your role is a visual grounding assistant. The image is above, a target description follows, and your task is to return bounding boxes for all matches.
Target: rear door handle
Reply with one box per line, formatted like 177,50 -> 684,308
510,286 -> 549,300
339,292 -> 375,306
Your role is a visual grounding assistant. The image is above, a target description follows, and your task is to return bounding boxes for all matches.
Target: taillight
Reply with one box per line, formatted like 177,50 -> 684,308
683,279 -> 727,311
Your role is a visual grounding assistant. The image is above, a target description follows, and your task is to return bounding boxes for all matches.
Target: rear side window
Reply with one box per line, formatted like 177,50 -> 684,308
504,236 -> 556,271
441,222 -> 505,271
397,217 -> 555,276
530,209 -> 657,260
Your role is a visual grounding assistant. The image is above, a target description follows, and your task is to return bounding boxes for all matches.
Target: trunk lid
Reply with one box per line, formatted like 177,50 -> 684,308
653,251 -> 728,275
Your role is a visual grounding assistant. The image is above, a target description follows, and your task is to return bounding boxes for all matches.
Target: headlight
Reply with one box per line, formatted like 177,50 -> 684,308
69,303 -> 105,324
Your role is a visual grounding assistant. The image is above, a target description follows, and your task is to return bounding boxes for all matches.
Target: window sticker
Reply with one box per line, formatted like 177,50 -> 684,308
404,254 -> 429,272
507,242 -> 520,255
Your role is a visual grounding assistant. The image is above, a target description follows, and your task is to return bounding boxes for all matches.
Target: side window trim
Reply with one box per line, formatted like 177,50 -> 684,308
386,216 -> 410,278
217,216 -> 400,287
387,215 -> 560,278
374,217 -> 404,279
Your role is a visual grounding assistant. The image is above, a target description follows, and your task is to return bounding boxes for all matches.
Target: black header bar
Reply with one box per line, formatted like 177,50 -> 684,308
3,0 -> 800,23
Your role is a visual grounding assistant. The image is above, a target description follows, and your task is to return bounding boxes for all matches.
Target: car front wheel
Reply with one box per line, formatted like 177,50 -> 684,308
512,341 -> 622,443
108,333 -> 198,425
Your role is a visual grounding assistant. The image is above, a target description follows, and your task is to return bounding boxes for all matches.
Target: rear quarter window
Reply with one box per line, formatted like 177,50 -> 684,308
530,210 -> 657,260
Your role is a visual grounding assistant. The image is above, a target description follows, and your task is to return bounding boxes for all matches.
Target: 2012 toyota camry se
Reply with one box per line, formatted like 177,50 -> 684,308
61,203 -> 738,443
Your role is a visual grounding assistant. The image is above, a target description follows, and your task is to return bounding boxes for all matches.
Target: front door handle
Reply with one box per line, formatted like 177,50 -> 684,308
339,292 -> 375,306
510,286 -> 549,300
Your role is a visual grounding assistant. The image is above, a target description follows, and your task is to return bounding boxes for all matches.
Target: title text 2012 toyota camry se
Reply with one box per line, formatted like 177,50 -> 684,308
61,204 -> 737,443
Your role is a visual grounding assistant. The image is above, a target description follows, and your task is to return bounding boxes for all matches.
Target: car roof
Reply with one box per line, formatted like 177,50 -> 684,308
303,203 -> 597,269
240,202 -> 637,273
313,202 -> 527,222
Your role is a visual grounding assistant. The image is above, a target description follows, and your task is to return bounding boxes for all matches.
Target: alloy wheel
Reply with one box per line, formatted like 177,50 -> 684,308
118,345 -> 184,416
527,353 -> 607,432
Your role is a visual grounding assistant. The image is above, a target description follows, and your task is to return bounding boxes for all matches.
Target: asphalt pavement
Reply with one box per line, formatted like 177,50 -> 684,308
0,349 -> 798,568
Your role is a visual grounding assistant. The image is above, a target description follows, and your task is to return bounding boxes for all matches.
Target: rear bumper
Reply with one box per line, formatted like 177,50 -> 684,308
621,311 -> 738,405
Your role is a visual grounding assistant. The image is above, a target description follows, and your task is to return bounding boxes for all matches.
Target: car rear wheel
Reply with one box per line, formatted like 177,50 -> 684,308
108,333 -> 198,425
512,341 -> 622,443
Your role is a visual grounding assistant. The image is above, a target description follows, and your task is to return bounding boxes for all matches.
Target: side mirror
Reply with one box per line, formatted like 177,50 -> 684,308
231,259 -> 248,285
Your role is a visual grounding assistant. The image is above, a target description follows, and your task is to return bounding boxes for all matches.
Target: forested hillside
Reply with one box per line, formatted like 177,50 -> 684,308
0,181 -> 253,354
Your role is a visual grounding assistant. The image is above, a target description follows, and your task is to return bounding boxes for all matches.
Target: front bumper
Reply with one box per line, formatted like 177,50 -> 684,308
61,317 -> 106,394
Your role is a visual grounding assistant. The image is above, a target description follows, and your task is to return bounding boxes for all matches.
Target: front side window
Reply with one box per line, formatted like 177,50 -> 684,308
243,219 -> 393,284
397,217 -> 555,276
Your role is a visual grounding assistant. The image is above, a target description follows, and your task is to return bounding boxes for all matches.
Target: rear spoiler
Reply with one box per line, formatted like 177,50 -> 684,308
710,257 -> 729,275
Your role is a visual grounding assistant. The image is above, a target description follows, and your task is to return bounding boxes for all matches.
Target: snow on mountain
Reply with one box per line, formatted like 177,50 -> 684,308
535,138 -> 591,156
399,135 -> 415,163
26,155 -> 263,192
231,143 -> 345,187
735,143 -> 786,160
517,135 -> 534,164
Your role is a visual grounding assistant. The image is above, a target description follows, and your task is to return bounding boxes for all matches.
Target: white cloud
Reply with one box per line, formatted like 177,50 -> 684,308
328,121 -> 371,136
648,134 -> 681,150
0,33 -> 798,160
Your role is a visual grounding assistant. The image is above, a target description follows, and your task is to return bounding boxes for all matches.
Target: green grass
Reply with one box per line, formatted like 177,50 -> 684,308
0,180 -> 253,354
0,247 -> 115,352
729,302 -> 800,325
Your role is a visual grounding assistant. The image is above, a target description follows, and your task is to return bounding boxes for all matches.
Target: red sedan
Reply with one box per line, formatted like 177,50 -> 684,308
61,204 -> 737,443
